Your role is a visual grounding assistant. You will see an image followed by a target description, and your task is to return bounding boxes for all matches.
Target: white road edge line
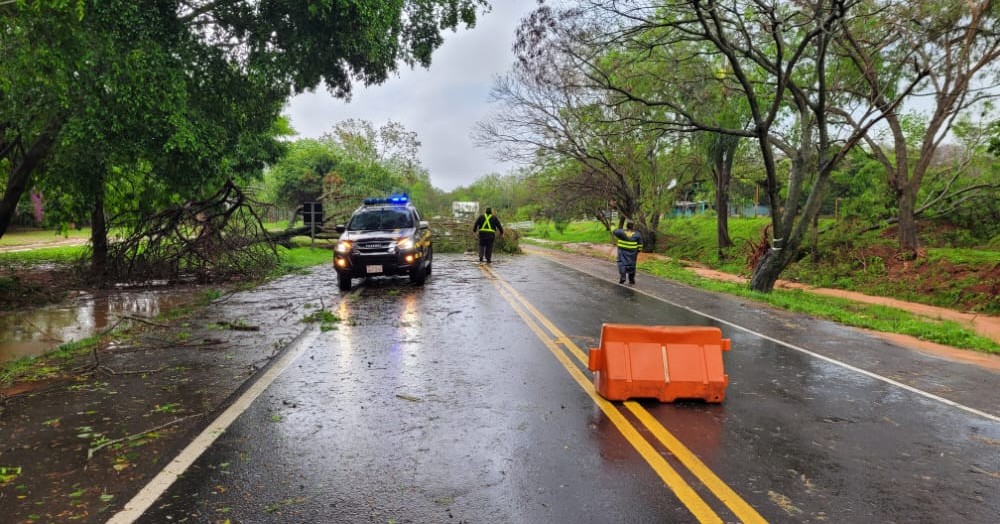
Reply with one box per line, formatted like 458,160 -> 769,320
536,251 -> 1000,424
106,327 -> 320,524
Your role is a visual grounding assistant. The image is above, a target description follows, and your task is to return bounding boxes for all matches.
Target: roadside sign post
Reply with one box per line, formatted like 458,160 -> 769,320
303,202 -> 323,249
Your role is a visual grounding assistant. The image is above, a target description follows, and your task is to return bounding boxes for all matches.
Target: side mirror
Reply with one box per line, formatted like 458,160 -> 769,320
335,224 -> 346,233
419,220 -> 429,230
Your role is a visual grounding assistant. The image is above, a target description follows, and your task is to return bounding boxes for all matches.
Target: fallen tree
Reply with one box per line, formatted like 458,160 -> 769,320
97,179 -> 279,284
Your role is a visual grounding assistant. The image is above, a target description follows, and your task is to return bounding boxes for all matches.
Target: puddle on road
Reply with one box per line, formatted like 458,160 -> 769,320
0,289 -> 200,363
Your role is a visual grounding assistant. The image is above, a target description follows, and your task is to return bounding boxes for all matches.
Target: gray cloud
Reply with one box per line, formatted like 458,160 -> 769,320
284,0 -> 538,191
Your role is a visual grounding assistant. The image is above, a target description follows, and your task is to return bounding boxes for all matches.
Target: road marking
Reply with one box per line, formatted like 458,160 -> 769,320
530,248 -> 1000,424
484,265 -> 769,523
106,327 -> 320,524
484,271 -> 724,523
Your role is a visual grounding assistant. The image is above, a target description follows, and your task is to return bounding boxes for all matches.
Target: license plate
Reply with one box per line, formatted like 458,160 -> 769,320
366,265 -> 383,274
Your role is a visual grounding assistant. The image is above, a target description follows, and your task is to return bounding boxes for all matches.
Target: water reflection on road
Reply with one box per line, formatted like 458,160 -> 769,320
0,289 -> 199,363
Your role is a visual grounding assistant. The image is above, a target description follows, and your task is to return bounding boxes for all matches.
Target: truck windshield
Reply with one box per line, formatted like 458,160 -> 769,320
348,209 -> 413,231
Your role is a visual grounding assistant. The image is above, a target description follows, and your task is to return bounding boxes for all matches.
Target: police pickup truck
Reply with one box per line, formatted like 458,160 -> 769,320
333,195 -> 433,291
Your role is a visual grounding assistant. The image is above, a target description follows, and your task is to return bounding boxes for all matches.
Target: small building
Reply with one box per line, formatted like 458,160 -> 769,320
740,204 -> 770,217
673,201 -> 709,217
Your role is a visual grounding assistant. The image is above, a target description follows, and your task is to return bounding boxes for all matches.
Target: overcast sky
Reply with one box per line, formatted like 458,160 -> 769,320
283,0 -> 539,192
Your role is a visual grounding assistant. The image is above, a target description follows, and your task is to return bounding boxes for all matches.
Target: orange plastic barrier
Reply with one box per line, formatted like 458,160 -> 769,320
588,324 -> 731,403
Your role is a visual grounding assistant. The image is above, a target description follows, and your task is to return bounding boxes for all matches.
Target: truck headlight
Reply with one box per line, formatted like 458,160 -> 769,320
335,240 -> 352,254
397,237 -> 414,250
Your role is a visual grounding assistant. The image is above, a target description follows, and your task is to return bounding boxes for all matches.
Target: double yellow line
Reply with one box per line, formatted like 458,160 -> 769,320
482,265 -> 766,524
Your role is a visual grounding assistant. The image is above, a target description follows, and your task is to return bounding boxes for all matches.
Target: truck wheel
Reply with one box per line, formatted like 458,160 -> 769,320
409,263 -> 427,285
337,272 -> 352,291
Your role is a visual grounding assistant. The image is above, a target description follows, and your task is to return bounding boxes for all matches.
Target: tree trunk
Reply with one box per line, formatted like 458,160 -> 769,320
749,246 -> 795,292
0,117 -> 63,238
897,185 -> 919,257
811,212 -> 819,264
715,177 -> 732,259
91,185 -> 108,277
708,135 -> 737,259
287,205 -> 301,229
641,226 -> 657,252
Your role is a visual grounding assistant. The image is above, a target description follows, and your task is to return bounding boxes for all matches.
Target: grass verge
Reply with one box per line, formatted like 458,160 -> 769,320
638,258 -> 999,354
524,236 -> 999,354
0,337 -> 103,388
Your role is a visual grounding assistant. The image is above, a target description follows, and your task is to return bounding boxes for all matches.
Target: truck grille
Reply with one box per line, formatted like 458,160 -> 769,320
357,239 -> 393,253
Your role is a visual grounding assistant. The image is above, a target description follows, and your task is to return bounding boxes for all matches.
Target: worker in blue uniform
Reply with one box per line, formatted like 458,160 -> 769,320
612,221 -> 643,285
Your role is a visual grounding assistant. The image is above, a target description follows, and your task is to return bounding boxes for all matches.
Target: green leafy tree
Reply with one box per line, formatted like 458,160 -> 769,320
319,119 -> 433,222
516,1 -> 932,291
265,119 -> 436,227
262,139 -> 342,224
0,0 -> 488,252
476,47 -> 678,249
833,0 -> 1000,256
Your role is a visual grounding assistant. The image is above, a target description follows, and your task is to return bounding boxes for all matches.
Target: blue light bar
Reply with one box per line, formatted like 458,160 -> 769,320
364,194 -> 409,206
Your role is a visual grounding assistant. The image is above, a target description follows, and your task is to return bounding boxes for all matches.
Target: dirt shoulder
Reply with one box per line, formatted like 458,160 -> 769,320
0,269 -> 336,523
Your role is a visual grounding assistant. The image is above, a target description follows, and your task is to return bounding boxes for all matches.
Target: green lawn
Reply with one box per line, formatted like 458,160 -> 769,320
277,245 -> 331,269
530,221 -> 612,244
0,228 -> 90,246
0,244 -> 88,264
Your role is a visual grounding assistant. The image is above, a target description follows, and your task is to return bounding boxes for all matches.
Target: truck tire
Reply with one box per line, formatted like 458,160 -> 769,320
409,262 -> 427,285
337,272 -> 352,291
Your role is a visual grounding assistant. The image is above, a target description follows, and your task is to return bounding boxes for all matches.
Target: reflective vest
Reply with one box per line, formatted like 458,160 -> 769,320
479,213 -> 496,233
616,231 -> 641,251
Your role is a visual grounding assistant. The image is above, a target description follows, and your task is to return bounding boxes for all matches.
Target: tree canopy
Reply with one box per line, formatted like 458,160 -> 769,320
262,119 -> 435,226
0,0 -> 489,250
476,0 -> 1000,292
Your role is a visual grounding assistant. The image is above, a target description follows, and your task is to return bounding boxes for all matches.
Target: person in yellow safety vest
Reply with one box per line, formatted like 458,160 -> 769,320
612,221 -> 643,285
472,207 -> 504,263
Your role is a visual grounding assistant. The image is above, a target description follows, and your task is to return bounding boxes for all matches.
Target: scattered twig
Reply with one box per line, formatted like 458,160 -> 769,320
278,303 -> 302,321
216,321 -> 260,332
87,413 -> 204,461
970,465 -> 1000,479
76,318 -> 130,373
208,289 -> 239,305
247,346 -> 283,371
97,317 -> 130,338
98,365 -> 169,376
120,315 -> 172,329
395,394 -> 422,402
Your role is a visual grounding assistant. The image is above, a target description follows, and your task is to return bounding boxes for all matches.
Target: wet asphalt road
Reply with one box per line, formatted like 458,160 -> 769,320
126,251 -> 999,523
